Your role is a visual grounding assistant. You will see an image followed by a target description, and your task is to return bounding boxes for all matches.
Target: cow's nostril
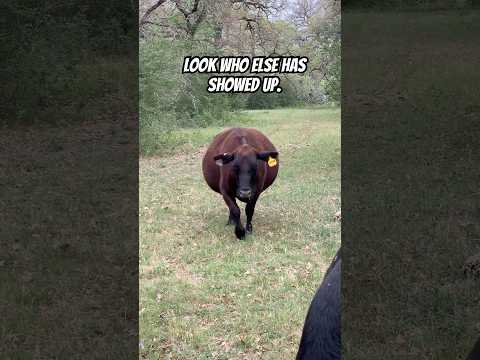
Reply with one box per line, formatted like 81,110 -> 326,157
238,190 -> 252,198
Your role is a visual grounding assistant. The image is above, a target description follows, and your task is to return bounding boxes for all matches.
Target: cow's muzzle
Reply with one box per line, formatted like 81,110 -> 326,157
237,189 -> 252,200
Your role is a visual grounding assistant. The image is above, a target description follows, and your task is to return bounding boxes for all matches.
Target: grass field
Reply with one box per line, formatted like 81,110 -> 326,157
139,107 -> 340,359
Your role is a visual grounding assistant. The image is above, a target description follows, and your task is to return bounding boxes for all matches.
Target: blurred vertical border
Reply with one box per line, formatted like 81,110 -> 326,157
342,0 -> 480,358
1,1 -> 139,358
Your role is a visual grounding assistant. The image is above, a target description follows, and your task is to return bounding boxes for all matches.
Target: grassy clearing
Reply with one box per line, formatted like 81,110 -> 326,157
139,107 -> 340,359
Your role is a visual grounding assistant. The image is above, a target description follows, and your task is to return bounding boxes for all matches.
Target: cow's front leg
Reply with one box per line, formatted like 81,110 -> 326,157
226,212 -> 235,226
222,193 -> 245,239
245,196 -> 258,234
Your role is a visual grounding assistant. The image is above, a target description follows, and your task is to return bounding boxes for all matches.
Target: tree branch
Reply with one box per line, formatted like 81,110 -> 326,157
140,0 -> 168,27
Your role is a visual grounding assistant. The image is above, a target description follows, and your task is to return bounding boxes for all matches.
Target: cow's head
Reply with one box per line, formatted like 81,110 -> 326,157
214,145 -> 278,201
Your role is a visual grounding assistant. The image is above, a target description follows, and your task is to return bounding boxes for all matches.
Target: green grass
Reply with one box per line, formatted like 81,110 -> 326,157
139,107 -> 341,359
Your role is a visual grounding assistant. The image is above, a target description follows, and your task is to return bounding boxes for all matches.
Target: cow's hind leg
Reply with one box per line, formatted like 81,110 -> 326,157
245,196 -> 258,234
222,193 -> 245,239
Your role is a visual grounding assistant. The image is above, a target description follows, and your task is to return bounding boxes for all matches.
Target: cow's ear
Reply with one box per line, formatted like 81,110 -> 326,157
214,152 -> 234,166
257,151 -> 278,161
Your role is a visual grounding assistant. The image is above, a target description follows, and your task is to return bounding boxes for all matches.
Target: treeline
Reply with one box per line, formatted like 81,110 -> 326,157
2,1 -> 137,125
343,0 -> 477,9
139,0 -> 340,154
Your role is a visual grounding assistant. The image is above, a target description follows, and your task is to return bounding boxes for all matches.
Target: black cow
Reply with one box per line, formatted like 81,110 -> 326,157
467,337 -> 480,360
297,248 -> 341,360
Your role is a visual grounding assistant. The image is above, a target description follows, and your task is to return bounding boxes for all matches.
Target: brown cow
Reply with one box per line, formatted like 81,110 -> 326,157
202,128 -> 279,239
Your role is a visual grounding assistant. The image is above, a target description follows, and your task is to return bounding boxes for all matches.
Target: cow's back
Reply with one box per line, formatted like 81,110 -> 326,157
202,128 -> 279,194
467,338 -> 480,360
296,250 -> 341,360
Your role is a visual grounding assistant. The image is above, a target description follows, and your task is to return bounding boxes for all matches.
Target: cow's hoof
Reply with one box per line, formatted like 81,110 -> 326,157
226,217 -> 234,226
246,223 -> 252,234
235,227 -> 246,239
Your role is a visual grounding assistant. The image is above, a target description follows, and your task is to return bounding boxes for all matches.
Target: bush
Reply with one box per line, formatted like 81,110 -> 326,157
245,79 -> 298,109
139,35 -> 251,155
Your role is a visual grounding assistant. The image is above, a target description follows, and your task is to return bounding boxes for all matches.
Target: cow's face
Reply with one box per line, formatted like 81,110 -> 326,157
214,146 -> 278,201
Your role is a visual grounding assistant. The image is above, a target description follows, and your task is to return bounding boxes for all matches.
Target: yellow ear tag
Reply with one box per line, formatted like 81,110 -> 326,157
268,156 -> 277,167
